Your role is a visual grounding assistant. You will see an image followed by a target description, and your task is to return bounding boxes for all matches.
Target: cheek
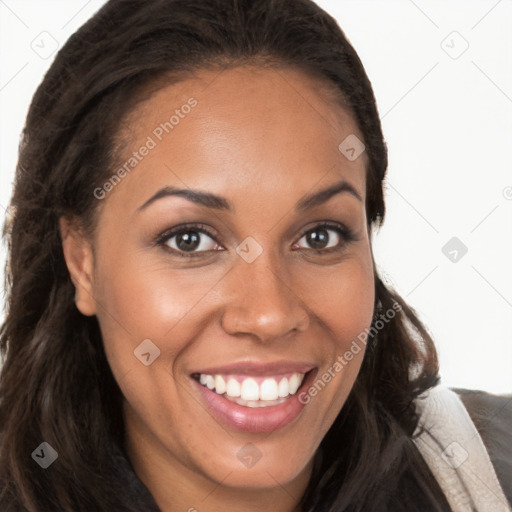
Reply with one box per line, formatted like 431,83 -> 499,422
296,252 -> 374,411
91,245 -> 228,379
298,252 -> 375,348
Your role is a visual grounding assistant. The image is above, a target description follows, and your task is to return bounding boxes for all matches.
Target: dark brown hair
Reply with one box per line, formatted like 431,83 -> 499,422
0,0 -> 445,510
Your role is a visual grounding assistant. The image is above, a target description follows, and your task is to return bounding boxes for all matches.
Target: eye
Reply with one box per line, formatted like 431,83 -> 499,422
157,224 -> 222,257
294,222 -> 355,251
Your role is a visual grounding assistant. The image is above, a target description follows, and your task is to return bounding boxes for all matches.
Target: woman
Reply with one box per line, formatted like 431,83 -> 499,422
0,0 -> 510,510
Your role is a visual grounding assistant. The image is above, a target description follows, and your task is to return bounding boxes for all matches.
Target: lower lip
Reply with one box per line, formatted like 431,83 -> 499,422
193,371 -> 315,433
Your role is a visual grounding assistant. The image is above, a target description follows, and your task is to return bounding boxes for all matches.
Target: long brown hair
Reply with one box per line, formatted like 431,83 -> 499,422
0,1 -> 446,510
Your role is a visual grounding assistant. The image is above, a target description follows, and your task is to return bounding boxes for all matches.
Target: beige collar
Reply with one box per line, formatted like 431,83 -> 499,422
413,384 -> 510,511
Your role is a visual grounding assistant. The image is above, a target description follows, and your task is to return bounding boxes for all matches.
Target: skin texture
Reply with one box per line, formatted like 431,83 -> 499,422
60,66 -> 375,512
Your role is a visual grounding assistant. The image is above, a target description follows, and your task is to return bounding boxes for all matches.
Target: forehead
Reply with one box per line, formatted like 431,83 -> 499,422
106,65 -> 367,212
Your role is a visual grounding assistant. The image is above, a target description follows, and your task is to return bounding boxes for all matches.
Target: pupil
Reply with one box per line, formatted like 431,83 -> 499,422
307,228 -> 328,249
177,231 -> 200,251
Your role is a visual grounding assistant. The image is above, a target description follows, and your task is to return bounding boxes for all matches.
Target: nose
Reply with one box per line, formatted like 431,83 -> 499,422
220,254 -> 310,343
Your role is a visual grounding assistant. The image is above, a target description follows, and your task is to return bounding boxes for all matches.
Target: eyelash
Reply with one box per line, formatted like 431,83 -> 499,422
155,222 -> 357,259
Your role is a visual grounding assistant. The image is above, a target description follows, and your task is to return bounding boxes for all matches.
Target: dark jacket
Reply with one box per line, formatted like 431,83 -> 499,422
118,388 -> 512,511
454,388 -> 512,506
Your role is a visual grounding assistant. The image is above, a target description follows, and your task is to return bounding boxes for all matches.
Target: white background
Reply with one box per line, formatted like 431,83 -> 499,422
0,0 -> 511,393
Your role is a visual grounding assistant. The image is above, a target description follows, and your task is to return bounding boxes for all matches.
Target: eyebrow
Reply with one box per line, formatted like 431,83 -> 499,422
137,179 -> 362,213
137,186 -> 231,212
296,180 -> 362,211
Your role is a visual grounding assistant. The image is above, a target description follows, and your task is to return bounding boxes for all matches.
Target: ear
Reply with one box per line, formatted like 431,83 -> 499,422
59,217 -> 97,316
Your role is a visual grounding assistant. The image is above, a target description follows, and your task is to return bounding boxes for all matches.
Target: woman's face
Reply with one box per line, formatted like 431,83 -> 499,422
63,66 -> 375,507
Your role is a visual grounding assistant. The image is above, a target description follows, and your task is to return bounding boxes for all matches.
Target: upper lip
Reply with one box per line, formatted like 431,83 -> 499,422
191,360 -> 316,376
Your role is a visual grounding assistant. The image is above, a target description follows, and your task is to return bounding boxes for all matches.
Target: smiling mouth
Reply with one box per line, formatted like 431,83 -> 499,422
191,371 -> 311,408
191,367 -> 317,432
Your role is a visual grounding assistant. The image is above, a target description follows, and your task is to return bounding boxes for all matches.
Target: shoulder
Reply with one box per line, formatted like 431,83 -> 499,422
451,387 -> 512,504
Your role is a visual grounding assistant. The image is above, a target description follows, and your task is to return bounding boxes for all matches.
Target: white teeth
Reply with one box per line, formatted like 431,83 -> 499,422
226,378 -> 241,397
288,373 -> 301,395
260,378 -> 279,400
278,377 -> 289,398
214,375 -> 226,395
240,378 -> 260,401
197,372 -> 306,404
237,397 -> 288,408
205,375 -> 215,390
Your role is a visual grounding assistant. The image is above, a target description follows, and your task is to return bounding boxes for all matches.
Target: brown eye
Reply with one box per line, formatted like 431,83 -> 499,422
173,230 -> 202,251
305,227 -> 333,249
295,223 -> 354,252
159,226 -> 221,256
